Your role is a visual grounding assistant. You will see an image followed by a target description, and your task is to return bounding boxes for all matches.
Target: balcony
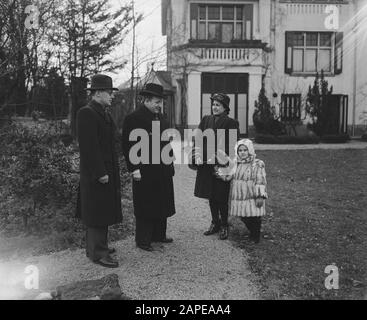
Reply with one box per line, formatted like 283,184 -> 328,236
172,40 -> 267,66
200,47 -> 257,62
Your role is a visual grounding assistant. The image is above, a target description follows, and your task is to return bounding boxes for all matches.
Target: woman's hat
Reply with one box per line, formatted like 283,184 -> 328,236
210,93 -> 230,111
86,74 -> 118,91
139,83 -> 165,98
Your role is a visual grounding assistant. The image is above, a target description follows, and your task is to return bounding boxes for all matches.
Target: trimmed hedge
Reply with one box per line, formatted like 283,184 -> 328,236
255,134 -> 320,144
320,134 -> 350,143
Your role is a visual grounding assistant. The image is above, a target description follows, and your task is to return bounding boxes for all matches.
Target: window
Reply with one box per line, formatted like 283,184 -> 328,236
191,4 -> 253,42
285,31 -> 343,75
280,94 -> 301,121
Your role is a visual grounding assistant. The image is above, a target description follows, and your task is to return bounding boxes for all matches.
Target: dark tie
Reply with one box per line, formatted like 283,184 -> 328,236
104,108 -> 112,123
153,113 -> 160,121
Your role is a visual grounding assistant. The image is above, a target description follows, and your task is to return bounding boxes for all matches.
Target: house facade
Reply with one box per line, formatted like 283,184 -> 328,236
161,0 -> 367,137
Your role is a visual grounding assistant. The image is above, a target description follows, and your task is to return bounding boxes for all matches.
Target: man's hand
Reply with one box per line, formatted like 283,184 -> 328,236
132,170 -> 141,181
98,175 -> 109,184
255,198 -> 264,208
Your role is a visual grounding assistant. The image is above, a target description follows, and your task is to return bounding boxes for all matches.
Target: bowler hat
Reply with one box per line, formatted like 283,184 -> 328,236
139,83 -> 165,98
210,93 -> 230,110
86,74 -> 118,91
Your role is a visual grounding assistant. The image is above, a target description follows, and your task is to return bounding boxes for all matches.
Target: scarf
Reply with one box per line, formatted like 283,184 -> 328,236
235,139 -> 256,164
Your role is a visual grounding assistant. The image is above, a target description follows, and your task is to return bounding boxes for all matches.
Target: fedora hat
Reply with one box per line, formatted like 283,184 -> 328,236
139,83 -> 165,98
210,93 -> 230,110
86,74 -> 118,91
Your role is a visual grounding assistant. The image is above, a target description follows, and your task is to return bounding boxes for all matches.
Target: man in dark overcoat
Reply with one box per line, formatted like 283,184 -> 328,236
122,83 -> 175,251
193,93 -> 239,240
76,74 -> 122,268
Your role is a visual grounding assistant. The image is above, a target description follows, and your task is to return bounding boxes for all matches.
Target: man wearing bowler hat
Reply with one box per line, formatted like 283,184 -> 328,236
122,83 -> 176,251
76,74 -> 122,268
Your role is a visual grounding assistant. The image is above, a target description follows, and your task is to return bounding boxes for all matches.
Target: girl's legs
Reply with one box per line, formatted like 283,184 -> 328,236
240,216 -> 261,243
240,217 -> 253,233
251,217 -> 262,243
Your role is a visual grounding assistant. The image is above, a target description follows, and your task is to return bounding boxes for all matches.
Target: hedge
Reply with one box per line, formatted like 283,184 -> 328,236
320,134 -> 350,143
254,134 -> 320,144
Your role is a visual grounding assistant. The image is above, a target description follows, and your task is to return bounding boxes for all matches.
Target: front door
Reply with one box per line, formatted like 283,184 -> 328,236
326,94 -> 348,134
201,73 -> 249,136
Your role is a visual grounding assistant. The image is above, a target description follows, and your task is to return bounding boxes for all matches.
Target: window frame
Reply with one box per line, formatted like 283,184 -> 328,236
191,4 -> 252,43
280,94 -> 302,122
285,31 -> 335,76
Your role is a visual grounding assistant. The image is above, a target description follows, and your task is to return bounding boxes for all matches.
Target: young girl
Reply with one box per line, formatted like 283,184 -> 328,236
225,139 -> 268,243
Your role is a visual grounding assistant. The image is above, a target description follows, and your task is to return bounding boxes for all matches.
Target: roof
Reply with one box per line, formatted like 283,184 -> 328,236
117,70 -> 175,93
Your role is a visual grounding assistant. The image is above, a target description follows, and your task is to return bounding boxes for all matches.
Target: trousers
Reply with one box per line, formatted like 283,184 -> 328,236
86,226 -> 108,261
209,199 -> 229,227
135,217 -> 167,246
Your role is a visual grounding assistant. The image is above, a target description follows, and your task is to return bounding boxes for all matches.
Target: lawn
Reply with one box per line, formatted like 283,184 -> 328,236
229,148 -> 367,300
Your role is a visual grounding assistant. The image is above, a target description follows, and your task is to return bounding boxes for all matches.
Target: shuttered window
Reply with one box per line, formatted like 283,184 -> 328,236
285,31 -> 343,76
190,3 -> 253,42
281,94 -> 301,121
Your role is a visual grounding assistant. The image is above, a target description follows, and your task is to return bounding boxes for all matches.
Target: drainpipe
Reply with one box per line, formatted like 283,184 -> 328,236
270,0 -> 276,88
352,0 -> 358,136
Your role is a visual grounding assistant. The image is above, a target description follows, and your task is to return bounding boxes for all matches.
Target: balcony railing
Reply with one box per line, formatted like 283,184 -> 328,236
196,47 -> 264,65
201,48 -> 250,61
172,40 -> 267,66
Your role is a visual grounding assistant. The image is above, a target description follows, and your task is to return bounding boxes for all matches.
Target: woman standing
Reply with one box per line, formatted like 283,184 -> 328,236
193,93 -> 239,240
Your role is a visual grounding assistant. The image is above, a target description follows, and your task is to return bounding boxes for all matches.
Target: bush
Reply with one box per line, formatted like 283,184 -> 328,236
255,134 -> 320,144
0,121 -> 134,253
305,70 -> 334,136
0,121 -> 79,232
361,133 -> 367,142
320,134 -> 350,143
253,87 -> 286,136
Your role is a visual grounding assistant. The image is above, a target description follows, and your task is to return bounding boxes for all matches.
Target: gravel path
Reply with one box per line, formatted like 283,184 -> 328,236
0,164 -> 259,300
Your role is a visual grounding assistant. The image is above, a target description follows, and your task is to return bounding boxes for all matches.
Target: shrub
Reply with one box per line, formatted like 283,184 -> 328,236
361,133 -> 367,142
0,120 -> 134,251
320,134 -> 350,143
305,70 -> 338,137
253,87 -> 285,136
0,121 -> 79,231
255,134 -> 320,144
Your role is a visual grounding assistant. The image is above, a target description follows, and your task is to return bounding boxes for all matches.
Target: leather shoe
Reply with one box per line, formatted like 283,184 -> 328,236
93,255 -> 119,268
203,223 -> 220,236
153,237 -> 173,243
87,248 -> 116,258
219,226 -> 228,240
137,244 -> 154,251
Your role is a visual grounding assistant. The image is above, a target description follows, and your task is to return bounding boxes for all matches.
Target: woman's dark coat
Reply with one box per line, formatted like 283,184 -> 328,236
76,100 -> 122,227
122,105 -> 175,220
194,113 -> 239,203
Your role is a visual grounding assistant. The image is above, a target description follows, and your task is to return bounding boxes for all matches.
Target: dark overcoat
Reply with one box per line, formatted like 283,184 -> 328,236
194,113 -> 239,203
122,105 -> 175,220
76,100 -> 122,227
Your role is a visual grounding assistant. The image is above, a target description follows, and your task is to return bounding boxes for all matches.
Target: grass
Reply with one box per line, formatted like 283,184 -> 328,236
230,149 -> 367,300
1,147 -> 366,300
